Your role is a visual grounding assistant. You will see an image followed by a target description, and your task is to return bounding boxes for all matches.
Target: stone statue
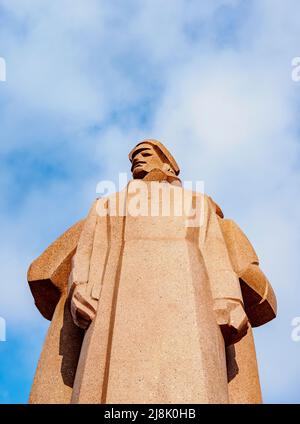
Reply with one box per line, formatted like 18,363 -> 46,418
28,140 -> 277,404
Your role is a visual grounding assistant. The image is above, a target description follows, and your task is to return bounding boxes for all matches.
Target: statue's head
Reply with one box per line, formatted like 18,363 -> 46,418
129,139 -> 180,181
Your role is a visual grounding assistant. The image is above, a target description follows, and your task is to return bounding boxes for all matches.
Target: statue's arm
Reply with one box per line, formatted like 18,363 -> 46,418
69,199 -> 100,329
28,198 -> 103,329
219,218 -> 277,327
27,220 -> 85,320
199,195 -> 248,345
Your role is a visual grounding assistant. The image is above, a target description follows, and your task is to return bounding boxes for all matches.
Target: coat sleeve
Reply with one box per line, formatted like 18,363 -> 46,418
219,219 -> 277,327
27,219 -> 85,320
199,195 -> 244,304
28,199 -> 101,320
68,199 -> 99,290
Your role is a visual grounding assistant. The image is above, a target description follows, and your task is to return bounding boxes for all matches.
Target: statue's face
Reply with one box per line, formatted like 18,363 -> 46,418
130,143 -> 165,179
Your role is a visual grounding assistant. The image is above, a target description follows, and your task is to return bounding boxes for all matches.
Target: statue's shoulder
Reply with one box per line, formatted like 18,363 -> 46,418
207,196 -> 224,218
190,191 -> 224,218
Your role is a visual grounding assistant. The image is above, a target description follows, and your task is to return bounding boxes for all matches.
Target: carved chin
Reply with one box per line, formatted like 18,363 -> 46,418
132,167 -> 147,179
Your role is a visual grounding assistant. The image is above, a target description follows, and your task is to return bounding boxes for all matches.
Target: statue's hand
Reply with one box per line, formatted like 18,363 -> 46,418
213,299 -> 248,346
70,283 -> 98,330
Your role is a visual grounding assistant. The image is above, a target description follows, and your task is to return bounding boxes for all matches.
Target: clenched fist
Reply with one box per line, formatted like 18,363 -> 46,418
70,283 -> 98,330
214,298 -> 248,346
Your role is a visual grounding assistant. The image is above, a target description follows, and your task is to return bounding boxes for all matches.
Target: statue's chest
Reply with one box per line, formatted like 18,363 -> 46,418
121,182 -> 200,242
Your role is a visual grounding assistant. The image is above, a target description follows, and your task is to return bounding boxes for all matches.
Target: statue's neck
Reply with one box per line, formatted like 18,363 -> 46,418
134,168 -> 182,186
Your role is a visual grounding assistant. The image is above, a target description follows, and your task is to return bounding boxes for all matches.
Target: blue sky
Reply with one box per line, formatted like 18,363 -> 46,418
0,0 -> 300,403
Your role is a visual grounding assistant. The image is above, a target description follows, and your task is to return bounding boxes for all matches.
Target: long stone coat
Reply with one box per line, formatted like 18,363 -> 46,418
28,181 -> 276,403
